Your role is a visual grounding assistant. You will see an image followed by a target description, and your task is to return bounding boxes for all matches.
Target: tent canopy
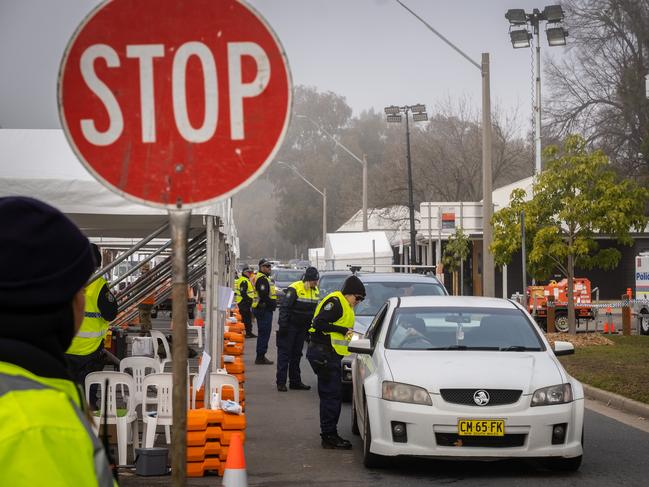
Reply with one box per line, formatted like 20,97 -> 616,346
324,231 -> 393,271
0,129 -> 236,243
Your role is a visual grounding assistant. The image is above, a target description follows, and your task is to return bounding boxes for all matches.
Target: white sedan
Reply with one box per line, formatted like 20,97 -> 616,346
349,296 -> 584,471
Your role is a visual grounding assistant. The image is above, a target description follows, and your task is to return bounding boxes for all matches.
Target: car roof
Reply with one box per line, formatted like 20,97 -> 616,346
358,272 -> 442,284
394,295 -> 519,309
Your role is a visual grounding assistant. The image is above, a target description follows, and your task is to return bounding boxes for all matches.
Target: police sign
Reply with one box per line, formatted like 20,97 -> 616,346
59,0 -> 291,208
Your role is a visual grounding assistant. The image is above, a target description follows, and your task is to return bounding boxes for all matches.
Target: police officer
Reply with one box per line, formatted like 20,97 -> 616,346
0,196 -> 114,485
276,267 -> 320,392
66,243 -> 118,389
253,258 -> 276,364
307,274 -> 366,449
234,265 -> 256,338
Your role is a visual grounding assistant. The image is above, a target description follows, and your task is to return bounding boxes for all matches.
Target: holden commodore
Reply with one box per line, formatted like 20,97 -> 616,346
349,295 -> 584,471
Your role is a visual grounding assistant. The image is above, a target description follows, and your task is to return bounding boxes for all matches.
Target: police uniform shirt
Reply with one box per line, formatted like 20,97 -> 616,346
278,285 -> 317,328
310,296 -> 349,345
255,274 -> 276,311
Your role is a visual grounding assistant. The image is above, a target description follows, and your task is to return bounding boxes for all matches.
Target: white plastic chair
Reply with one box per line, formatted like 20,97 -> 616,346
119,357 -> 162,407
141,373 -> 173,448
85,371 -> 139,466
187,324 -> 204,349
150,330 -> 171,369
191,369 -> 239,409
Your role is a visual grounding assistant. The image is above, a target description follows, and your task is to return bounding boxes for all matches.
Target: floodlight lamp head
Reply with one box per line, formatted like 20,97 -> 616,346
546,26 -> 568,46
410,104 -> 426,113
412,112 -> 428,122
505,9 -> 527,25
384,105 -> 401,115
509,28 -> 532,48
386,115 -> 403,123
543,5 -> 564,23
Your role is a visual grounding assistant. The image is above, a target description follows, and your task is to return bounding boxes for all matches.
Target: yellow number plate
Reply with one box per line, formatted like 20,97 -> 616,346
458,419 -> 505,436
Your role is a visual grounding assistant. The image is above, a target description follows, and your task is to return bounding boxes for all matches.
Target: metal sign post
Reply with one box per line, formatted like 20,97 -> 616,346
169,210 -> 190,485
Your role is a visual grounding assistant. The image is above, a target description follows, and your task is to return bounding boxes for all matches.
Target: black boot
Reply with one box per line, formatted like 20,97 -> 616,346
321,433 -> 352,450
255,355 -> 274,365
245,332 -> 257,338
289,382 -> 311,390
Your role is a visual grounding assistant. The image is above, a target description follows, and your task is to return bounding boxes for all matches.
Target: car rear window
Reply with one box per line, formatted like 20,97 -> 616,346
354,282 -> 446,316
318,274 -> 349,297
385,307 -> 544,351
273,270 -> 304,282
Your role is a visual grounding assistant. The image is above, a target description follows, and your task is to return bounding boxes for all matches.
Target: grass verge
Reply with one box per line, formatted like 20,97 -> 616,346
558,335 -> 649,404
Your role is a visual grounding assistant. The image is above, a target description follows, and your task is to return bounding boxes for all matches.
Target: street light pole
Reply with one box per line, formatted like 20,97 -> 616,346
506,5 -> 568,174
385,104 -> 427,267
404,109 -> 417,266
296,114 -> 368,231
394,0 -> 495,296
362,154 -> 368,232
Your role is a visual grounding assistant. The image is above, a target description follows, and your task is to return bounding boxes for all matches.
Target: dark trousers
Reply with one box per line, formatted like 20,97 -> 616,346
253,308 -> 273,357
66,343 -> 105,408
276,325 -> 308,386
307,342 -> 342,435
239,305 -> 253,334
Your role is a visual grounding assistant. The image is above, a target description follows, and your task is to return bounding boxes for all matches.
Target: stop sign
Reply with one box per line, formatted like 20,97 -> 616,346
59,0 -> 291,208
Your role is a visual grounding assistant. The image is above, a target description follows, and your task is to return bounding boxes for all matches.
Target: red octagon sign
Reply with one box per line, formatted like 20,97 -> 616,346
59,0 -> 291,208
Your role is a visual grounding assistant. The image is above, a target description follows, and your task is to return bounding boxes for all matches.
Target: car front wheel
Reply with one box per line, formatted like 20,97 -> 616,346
362,399 -> 385,468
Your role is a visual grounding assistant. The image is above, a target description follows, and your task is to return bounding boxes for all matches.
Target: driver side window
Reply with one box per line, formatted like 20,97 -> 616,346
365,303 -> 389,347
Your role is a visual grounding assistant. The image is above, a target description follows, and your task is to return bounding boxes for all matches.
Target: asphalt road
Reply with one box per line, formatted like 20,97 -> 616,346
120,317 -> 649,486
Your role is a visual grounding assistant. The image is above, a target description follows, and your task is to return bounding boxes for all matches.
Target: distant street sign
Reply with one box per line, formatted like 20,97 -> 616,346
59,0 -> 291,208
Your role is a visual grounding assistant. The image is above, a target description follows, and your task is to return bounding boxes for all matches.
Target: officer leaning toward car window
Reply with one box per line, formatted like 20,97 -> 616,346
234,265 -> 257,339
0,196 -> 115,486
276,266 -> 320,392
253,258 -> 277,365
307,274 -> 366,449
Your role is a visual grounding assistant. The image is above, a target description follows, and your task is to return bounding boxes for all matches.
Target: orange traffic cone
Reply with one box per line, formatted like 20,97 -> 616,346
221,432 -> 246,486
604,306 -> 613,334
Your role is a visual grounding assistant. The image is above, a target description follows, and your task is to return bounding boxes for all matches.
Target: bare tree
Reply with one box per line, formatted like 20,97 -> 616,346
545,0 -> 649,175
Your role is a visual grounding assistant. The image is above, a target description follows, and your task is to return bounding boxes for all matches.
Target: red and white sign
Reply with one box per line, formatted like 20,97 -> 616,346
58,0 -> 291,208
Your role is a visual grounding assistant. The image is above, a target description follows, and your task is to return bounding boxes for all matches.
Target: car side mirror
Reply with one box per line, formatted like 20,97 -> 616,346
553,340 -> 575,356
348,338 -> 374,355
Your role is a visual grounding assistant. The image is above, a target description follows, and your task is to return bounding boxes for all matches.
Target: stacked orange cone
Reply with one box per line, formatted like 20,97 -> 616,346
193,301 -> 205,327
222,432 -> 247,486
603,306 -> 614,334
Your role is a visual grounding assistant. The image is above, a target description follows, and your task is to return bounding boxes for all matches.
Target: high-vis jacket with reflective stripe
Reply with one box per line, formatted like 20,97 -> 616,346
234,276 -> 255,305
0,361 -> 115,486
252,272 -> 276,309
280,280 -> 319,327
66,278 -> 110,356
308,291 -> 355,356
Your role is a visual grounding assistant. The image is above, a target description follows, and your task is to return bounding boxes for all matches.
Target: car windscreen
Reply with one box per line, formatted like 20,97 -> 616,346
385,306 -> 544,351
354,281 -> 446,316
273,269 -> 304,283
318,274 -> 349,297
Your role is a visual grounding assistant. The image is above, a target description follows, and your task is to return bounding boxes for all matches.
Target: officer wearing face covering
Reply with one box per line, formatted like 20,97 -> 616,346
0,197 -> 114,486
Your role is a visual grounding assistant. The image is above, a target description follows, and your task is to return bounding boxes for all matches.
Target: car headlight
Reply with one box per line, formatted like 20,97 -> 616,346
531,383 -> 573,406
382,381 -> 432,406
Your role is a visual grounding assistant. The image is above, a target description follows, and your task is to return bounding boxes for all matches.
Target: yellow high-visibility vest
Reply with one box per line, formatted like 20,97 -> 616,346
66,278 -> 110,356
0,360 -> 115,486
308,291 -> 355,356
234,276 -> 255,304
